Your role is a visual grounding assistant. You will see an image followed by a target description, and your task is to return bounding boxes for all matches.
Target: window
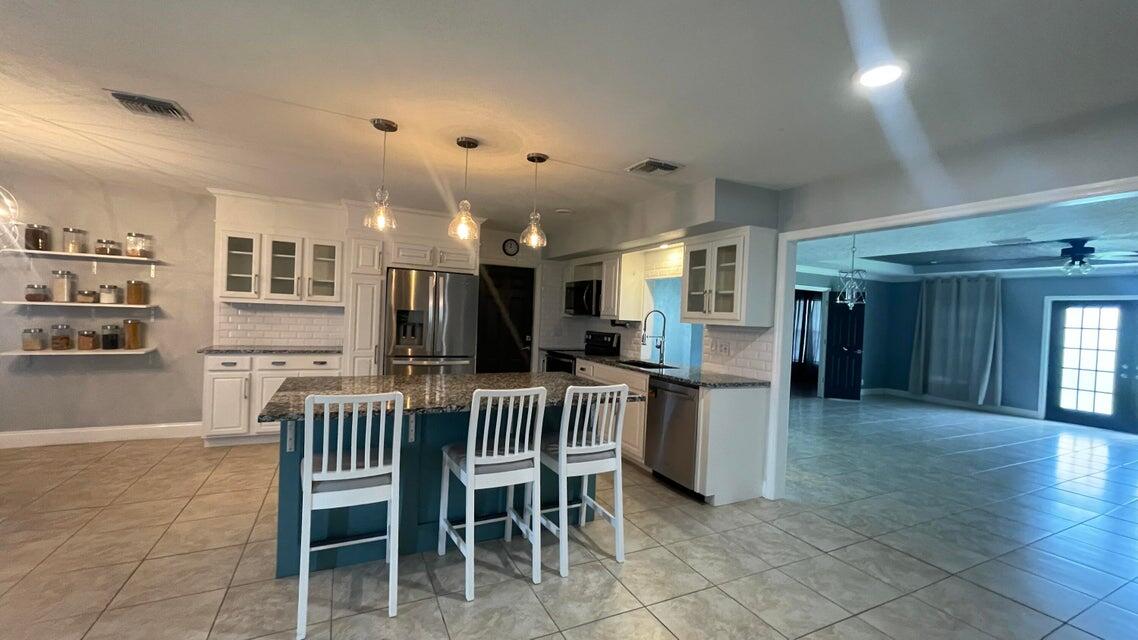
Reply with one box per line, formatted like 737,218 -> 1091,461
1057,305 -> 1119,416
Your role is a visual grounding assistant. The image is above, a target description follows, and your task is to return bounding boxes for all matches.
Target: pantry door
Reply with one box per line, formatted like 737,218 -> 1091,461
1046,301 -> 1138,433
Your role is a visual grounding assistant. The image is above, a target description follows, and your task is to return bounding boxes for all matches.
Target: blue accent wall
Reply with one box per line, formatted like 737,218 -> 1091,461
860,280 -> 921,391
1000,274 -> 1138,412
643,277 -> 703,366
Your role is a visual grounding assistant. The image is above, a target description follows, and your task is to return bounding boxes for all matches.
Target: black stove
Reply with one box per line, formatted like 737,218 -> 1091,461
544,331 -> 620,373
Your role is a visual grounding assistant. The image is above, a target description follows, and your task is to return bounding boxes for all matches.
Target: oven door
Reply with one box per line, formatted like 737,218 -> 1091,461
544,352 -> 576,373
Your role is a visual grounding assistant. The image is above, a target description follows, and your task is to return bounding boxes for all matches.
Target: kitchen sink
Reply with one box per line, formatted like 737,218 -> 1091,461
619,359 -> 677,370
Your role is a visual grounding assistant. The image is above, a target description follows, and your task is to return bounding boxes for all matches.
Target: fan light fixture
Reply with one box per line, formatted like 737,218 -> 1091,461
519,153 -> 548,249
1060,239 -> 1096,276
448,137 -> 480,241
836,234 -> 868,309
364,118 -> 398,232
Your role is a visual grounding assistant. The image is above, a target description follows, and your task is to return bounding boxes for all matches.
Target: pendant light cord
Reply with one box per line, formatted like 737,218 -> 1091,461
533,161 -> 538,212
463,147 -> 470,198
380,131 -> 387,191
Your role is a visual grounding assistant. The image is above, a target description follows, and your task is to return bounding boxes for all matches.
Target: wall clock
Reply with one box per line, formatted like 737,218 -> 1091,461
502,238 -> 520,256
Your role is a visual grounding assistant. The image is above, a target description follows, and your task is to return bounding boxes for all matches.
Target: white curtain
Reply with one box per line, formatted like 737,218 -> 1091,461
909,276 -> 1003,406
792,295 -> 823,365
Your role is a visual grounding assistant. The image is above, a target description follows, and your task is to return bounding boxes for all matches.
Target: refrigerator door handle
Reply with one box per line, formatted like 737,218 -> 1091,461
389,358 -> 472,366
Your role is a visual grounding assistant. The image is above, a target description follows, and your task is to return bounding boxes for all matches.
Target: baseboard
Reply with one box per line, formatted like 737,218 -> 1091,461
202,433 -> 278,447
861,388 -> 1042,419
0,422 -> 203,449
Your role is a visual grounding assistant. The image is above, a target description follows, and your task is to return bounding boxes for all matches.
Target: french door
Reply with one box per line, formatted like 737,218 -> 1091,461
1046,300 -> 1138,433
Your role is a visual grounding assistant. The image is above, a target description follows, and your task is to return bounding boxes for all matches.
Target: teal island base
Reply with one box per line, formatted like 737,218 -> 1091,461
275,406 -> 592,577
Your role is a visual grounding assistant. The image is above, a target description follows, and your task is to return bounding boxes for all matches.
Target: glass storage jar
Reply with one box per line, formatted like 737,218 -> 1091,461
95,239 -> 122,255
62,227 -> 87,253
77,330 -> 98,350
50,324 -> 73,350
122,319 -> 145,350
125,280 -> 148,305
76,289 -> 98,303
24,224 -> 50,251
100,324 -> 121,350
99,284 -> 120,304
22,328 -> 46,351
125,232 -> 154,258
51,270 -> 75,302
24,284 -> 49,302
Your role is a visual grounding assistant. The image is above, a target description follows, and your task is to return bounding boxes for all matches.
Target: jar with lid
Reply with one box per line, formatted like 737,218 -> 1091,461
76,289 -> 98,304
22,328 -> 46,351
24,284 -> 50,302
77,330 -> 98,350
24,224 -> 50,251
95,239 -> 122,255
99,284 -> 120,304
125,280 -> 149,305
100,324 -> 121,350
50,324 -> 73,350
62,227 -> 87,253
125,232 -> 154,258
122,319 -> 145,350
51,270 -> 75,302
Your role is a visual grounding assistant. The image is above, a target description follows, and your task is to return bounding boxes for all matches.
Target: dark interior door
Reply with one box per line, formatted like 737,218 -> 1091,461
1046,301 -> 1138,433
476,264 -> 535,373
823,292 -> 865,400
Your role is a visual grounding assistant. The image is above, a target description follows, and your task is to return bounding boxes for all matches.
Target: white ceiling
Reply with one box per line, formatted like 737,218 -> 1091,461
795,193 -> 1138,276
2,0 -> 1138,231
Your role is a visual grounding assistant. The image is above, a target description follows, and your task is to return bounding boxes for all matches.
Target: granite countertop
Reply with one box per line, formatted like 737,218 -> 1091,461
569,354 -> 770,389
198,345 -> 343,355
259,371 -> 645,422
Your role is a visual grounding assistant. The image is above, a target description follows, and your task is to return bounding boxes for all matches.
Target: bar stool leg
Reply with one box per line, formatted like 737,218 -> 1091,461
437,464 -> 450,556
530,477 -> 541,584
388,486 -> 400,616
578,475 -> 589,526
504,484 -> 515,542
296,491 -> 312,639
613,463 -> 626,562
557,472 -> 569,577
464,483 -> 476,601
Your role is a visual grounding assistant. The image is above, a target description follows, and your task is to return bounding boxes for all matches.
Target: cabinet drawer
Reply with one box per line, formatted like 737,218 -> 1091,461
206,355 -> 252,371
574,361 -> 595,378
590,362 -> 650,393
253,355 -> 342,371
391,241 -> 434,267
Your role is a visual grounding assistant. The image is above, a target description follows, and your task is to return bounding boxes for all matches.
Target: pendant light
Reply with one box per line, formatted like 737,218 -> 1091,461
448,137 -> 479,241
520,153 -> 548,249
836,234 -> 868,310
364,118 -> 398,232
0,186 -> 17,221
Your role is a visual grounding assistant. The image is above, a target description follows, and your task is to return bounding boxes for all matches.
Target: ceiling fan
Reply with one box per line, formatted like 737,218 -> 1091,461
1059,238 -> 1138,275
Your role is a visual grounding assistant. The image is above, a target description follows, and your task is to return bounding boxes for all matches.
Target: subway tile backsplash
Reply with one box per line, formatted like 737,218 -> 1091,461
702,325 -> 774,379
214,302 -> 344,347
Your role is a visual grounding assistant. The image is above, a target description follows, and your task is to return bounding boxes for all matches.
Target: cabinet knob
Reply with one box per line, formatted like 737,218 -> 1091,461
271,361 -> 287,366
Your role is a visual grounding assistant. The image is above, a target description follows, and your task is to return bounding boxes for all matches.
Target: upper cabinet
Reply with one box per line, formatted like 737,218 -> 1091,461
681,226 -> 777,327
217,230 -> 343,305
390,239 -> 477,274
565,252 -> 642,321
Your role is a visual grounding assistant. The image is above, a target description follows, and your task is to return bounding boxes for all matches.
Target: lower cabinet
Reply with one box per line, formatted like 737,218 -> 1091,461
581,361 -> 649,465
202,354 -> 342,439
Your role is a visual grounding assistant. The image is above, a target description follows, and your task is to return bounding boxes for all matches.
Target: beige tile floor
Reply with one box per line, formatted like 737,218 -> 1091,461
2,397 -> 1138,639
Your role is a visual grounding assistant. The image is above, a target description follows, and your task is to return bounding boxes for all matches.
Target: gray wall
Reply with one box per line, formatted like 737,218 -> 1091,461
1,165 -> 213,431
860,280 -> 921,392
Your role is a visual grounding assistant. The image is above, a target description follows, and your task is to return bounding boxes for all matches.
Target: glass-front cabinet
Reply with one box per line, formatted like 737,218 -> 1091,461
684,245 -> 709,315
263,235 -> 302,301
680,227 -> 775,326
304,240 -> 342,302
710,238 -> 742,318
221,232 -> 260,298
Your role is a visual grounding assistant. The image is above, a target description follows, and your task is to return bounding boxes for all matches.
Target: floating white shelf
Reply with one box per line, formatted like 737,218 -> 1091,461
1,346 -> 158,357
2,301 -> 158,309
0,248 -> 162,265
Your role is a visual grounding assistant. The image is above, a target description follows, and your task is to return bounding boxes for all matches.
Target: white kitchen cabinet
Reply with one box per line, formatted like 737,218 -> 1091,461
262,234 -> 303,301
346,275 -> 383,376
391,239 -> 478,273
437,246 -> 477,271
251,372 -> 289,435
204,372 -> 250,436
584,361 -> 649,465
680,226 -> 777,327
599,255 -> 620,318
219,231 -> 261,299
349,237 -> 383,275
565,252 -> 641,321
303,239 -> 343,302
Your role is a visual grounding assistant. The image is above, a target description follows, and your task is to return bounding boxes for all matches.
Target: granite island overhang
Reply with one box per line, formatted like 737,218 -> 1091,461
261,371 -> 645,577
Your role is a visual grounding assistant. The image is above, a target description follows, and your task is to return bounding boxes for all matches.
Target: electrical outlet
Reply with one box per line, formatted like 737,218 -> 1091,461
716,340 -> 731,356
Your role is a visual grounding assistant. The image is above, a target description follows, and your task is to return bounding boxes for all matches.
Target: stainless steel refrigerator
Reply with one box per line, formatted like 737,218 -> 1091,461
384,267 -> 478,375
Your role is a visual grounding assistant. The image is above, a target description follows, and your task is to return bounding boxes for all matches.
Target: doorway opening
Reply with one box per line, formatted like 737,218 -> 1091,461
476,264 -> 536,373
790,289 -> 824,396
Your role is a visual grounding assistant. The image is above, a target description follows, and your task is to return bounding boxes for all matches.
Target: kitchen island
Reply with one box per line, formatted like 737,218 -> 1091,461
260,371 -> 634,577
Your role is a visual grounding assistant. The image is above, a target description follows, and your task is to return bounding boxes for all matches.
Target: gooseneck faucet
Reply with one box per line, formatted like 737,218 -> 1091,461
641,309 -> 667,366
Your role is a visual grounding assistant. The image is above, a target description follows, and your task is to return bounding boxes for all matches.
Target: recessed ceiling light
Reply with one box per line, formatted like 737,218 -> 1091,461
554,208 -> 573,215
856,63 -> 906,89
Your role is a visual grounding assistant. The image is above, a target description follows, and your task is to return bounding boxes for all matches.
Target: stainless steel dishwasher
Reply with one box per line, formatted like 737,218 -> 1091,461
644,377 -> 700,491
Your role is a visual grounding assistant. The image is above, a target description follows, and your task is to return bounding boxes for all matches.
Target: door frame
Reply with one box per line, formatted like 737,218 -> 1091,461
795,286 -> 830,397
765,175 -> 1138,500
1037,294 -> 1138,421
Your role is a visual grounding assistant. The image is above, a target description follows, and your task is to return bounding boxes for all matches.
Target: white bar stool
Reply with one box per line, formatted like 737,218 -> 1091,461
438,387 -> 547,601
297,392 -> 404,639
540,384 -> 629,577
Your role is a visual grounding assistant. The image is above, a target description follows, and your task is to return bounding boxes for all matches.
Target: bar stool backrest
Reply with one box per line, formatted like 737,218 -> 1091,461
465,387 -> 548,472
303,392 -> 404,483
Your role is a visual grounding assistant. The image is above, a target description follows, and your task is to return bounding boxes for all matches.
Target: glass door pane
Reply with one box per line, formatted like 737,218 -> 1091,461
225,235 -> 256,294
308,242 -> 338,298
1048,301 -> 1137,433
712,242 -> 738,314
686,248 -> 707,313
268,239 -> 299,296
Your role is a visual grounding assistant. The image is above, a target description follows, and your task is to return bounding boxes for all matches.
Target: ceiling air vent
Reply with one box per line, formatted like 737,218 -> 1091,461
108,91 -> 193,122
988,237 -> 1032,246
625,157 -> 683,175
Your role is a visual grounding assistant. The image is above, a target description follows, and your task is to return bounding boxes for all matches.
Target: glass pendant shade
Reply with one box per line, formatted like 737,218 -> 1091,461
0,186 -> 17,221
520,211 -> 547,249
364,187 -> 396,231
835,234 -> 867,310
448,199 -> 478,241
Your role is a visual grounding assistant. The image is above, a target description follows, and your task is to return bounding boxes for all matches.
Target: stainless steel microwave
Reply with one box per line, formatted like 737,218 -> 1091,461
564,279 -> 602,316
